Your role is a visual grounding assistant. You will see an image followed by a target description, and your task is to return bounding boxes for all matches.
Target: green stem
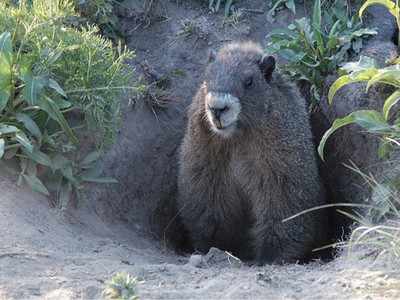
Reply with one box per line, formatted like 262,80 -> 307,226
66,86 -> 141,94
5,143 -> 21,150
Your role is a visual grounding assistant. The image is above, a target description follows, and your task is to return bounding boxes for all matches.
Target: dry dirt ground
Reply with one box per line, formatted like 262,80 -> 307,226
1,1 -> 400,299
1,170 -> 400,300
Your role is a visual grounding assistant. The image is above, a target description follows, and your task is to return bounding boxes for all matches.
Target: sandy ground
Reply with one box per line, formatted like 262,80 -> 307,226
1,171 -> 400,300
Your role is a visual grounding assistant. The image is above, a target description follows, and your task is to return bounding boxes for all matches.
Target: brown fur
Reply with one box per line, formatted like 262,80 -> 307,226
177,42 -> 328,264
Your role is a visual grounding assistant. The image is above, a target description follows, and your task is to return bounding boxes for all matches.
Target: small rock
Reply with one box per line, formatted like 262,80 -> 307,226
187,254 -> 203,268
203,247 -> 242,268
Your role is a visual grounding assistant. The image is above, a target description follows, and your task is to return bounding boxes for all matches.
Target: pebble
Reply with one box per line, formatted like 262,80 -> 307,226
188,254 -> 203,268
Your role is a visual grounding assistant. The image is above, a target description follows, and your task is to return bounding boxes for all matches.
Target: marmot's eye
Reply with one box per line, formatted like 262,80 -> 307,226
244,77 -> 253,88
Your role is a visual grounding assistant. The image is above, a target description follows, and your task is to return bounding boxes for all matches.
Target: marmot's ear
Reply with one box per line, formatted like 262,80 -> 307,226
259,55 -> 275,82
208,49 -> 217,63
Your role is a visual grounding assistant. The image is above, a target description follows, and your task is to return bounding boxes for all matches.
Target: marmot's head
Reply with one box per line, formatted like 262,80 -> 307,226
203,42 -> 275,138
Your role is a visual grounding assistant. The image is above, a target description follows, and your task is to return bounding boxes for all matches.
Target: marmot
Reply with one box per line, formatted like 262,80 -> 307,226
177,42 -> 328,264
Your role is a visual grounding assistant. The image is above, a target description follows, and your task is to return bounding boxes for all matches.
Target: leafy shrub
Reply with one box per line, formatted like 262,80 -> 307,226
346,165 -> 400,259
0,0 -> 134,207
318,0 -> 400,159
318,56 -> 400,160
266,0 -> 376,103
318,0 -> 400,260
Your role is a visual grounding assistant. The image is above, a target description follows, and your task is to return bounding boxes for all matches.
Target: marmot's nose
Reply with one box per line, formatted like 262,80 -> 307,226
210,106 -> 228,120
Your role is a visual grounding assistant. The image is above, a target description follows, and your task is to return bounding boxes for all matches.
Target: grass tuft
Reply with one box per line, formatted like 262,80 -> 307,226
102,272 -> 141,300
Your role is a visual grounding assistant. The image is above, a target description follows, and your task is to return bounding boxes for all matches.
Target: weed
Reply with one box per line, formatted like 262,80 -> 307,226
223,7 -> 244,26
338,164 -> 400,260
317,0 -> 400,261
266,0 -> 376,103
102,272 -> 141,300
208,0 -> 234,16
268,0 -> 296,21
177,19 -> 199,38
318,55 -> 400,160
0,1 -> 135,207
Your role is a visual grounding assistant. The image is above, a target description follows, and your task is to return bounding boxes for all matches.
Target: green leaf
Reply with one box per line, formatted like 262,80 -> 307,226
340,56 -> 377,74
58,181 -> 72,210
52,154 -> 70,170
48,78 -> 67,98
366,69 -> 400,90
224,0 -> 233,17
389,56 -> 400,65
0,32 -> 12,65
21,73 -> 47,105
328,69 -> 379,104
351,28 -> 378,38
359,0 -> 399,19
0,124 -> 19,135
378,139 -> 393,159
54,98 -> 73,110
0,90 -> 10,112
268,0 -> 286,18
383,90 -> 400,120
268,28 -> 297,39
285,0 -> 296,14
60,165 -> 78,185
15,131 -> 33,153
328,20 -> 342,37
279,49 -> 306,62
318,110 -> 389,160
22,174 -> 50,196
215,0 -> 221,12
0,125 -> 32,152
0,138 -> 4,159
312,0 -> 324,55
16,113 -> 42,140
81,151 -> 100,166
38,96 -> 78,144
80,165 -> 103,179
22,147 -> 52,168
0,32 -> 12,111
80,176 -> 118,184
328,75 -> 359,104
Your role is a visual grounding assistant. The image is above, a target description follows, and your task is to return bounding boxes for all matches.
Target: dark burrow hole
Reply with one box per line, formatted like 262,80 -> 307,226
90,96 -> 351,266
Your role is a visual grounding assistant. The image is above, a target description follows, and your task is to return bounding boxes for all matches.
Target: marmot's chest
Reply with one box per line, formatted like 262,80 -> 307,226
227,146 -> 289,188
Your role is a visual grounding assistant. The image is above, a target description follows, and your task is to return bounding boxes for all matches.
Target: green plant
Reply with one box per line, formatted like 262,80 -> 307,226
316,0 -> 400,261
177,19 -> 199,38
339,164 -> 400,259
282,164 -> 400,257
0,1 -> 135,207
208,0 -> 234,16
318,56 -> 400,160
266,0 -> 376,103
102,272 -> 140,300
268,0 -> 296,21
72,0 -> 124,41
222,6 -> 244,26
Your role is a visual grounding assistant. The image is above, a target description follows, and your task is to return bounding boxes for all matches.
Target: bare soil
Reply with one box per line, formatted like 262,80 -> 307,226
2,170 -> 400,300
1,1 -> 400,299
